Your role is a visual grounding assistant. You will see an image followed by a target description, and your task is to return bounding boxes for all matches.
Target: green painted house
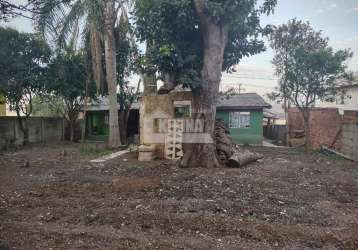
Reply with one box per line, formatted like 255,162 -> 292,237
216,93 -> 271,145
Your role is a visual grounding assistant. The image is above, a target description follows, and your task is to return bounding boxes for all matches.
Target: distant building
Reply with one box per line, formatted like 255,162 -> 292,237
216,93 -> 272,145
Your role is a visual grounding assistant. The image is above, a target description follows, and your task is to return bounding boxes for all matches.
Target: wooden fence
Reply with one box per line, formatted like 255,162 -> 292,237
263,125 -> 287,146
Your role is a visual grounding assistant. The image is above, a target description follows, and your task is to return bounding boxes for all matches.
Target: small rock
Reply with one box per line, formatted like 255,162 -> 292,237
21,161 -> 30,168
54,171 -> 66,175
62,149 -> 67,157
29,191 -> 43,197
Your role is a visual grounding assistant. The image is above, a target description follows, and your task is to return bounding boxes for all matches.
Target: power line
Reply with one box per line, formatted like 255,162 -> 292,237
223,74 -> 278,81
222,82 -> 277,90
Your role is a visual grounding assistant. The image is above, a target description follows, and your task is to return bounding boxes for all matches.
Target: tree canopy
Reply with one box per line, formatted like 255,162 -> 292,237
268,19 -> 353,109
46,47 -> 96,141
0,27 -> 51,144
0,27 -> 51,117
134,0 -> 276,89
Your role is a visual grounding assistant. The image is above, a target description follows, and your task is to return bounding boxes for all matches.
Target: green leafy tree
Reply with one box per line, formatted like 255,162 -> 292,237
0,27 -> 51,145
46,48 -> 96,142
134,0 -> 277,168
268,19 -> 353,149
31,95 -> 63,117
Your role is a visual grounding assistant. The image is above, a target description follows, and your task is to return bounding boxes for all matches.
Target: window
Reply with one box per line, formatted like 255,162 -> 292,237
229,112 -> 251,128
174,101 -> 191,118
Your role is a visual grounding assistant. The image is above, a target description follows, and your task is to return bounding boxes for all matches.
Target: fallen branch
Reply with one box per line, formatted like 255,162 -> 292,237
321,146 -> 356,162
227,149 -> 264,168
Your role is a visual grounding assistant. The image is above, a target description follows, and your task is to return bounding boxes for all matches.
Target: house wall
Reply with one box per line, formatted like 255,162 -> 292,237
216,110 -> 264,145
319,86 -> 358,112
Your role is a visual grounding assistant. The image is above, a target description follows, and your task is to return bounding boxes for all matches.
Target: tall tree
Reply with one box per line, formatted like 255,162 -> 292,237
0,27 -> 51,145
36,0 -> 131,148
104,0 -> 121,147
268,19 -> 353,149
135,0 -> 277,168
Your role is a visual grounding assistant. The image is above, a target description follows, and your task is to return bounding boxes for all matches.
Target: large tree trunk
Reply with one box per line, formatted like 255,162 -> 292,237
216,120 -> 264,167
181,0 -> 229,168
90,21 -> 104,94
119,109 -> 129,145
158,72 -> 175,94
142,43 -> 157,95
104,0 -> 121,148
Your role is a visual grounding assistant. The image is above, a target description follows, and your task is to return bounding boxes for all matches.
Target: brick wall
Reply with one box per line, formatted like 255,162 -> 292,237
343,110 -> 358,124
288,108 -> 342,150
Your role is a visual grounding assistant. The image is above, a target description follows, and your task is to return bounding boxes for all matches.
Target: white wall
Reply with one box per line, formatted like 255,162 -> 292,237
319,86 -> 358,113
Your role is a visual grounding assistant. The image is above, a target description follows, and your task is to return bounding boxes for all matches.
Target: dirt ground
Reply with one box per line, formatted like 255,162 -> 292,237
0,143 -> 358,249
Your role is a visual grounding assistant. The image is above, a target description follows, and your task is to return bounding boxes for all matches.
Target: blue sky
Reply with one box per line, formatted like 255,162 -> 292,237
3,0 -> 358,98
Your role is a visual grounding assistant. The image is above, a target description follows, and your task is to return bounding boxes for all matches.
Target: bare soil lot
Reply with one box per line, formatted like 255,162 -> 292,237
1,143 -> 358,249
